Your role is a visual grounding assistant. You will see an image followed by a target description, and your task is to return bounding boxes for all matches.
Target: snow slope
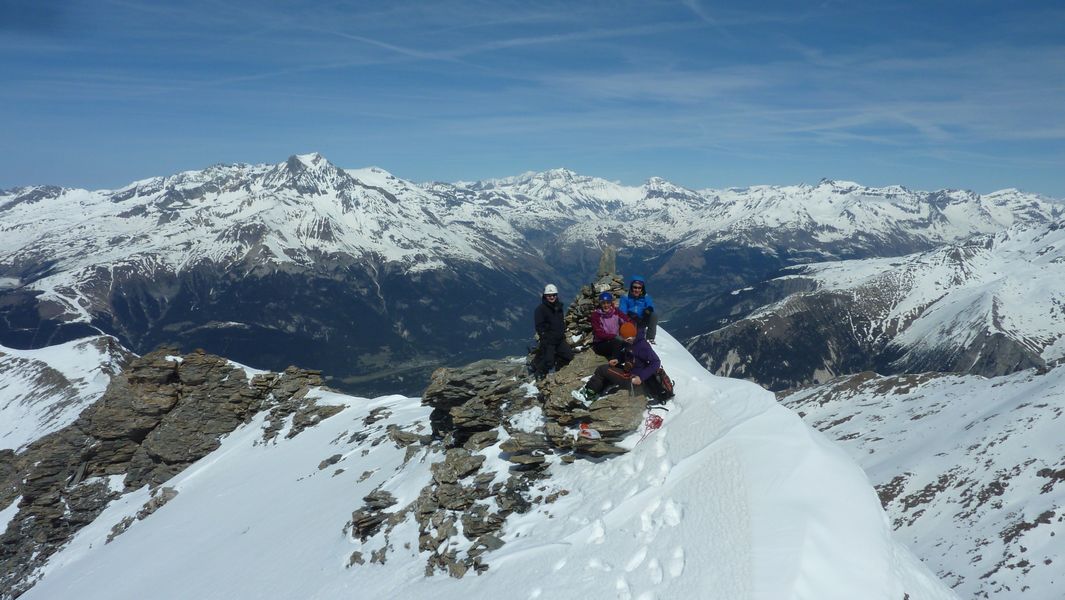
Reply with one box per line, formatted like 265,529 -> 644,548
783,364 -> 1065,599
0,336 -> 127,451
19,331 -> 954,600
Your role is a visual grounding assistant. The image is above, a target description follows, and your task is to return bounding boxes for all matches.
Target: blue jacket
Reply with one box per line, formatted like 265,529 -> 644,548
619,276 -> 655,319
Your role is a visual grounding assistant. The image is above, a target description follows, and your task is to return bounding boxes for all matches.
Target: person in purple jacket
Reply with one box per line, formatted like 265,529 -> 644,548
573,321 -> 661,401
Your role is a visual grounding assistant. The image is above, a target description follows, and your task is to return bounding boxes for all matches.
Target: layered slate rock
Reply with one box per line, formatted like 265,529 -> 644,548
0,348 -> 337,599
359,266 -> 663,578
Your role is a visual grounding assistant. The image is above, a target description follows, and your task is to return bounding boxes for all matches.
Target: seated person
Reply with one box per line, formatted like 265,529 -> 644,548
589,291 -> 631,358
574,322 -> 661,401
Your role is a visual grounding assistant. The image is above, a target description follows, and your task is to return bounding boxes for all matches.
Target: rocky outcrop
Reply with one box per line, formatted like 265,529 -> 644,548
0,348 -> 337,599
350,269 -> 662,578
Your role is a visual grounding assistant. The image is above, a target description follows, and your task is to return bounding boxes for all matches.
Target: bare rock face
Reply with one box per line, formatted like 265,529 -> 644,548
0,347 -> 336,599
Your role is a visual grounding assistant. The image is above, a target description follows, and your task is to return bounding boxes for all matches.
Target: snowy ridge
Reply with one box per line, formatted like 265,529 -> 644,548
0,337 -> 128,451
783,364 -> 1065,599
17,331 -> 954,600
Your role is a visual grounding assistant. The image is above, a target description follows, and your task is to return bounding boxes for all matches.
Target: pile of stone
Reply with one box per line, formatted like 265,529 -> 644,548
0,348 -> 337,599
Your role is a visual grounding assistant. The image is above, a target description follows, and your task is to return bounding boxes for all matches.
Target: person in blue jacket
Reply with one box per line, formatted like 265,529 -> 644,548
619,275 -> 657,344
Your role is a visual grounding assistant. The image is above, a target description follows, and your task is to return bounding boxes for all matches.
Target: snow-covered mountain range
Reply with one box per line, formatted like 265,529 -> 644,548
689,220 -> 1065,390
1,153 -> 1057,393
0,330 -> 955,600
782,364 -> 1065,599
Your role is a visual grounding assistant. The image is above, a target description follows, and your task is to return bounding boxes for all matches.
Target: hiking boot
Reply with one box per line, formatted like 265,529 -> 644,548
571,387 -> 598,404
648,339 -> 656,345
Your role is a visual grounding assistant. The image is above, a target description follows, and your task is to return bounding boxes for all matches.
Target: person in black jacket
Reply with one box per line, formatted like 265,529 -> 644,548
533,283 -> 574,379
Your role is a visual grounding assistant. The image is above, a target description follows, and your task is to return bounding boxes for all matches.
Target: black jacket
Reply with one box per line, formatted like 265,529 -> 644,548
534,297 -> 565,343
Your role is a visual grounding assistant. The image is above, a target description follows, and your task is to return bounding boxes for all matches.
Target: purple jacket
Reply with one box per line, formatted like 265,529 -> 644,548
617,337 -> 661,381
590,305 -> 630,342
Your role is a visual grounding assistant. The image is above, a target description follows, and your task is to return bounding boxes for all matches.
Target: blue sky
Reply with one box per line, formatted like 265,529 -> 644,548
2,0 -> 1063,195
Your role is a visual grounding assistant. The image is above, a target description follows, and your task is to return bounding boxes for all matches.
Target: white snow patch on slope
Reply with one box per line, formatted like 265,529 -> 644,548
0,337 -> 126,451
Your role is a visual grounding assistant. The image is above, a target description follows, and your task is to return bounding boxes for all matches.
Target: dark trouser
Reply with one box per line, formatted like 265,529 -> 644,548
586,364 -> 633,394
535,338 -> 574,375
635,312 -> 658,341
591,338 -> 624,358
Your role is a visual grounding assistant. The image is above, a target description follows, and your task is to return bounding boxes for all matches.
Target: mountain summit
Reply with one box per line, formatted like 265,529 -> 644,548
3,327 -> 955,599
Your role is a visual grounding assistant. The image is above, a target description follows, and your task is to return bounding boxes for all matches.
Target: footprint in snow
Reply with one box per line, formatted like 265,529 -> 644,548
662,499 -> 682,527
588,519 -> 606,544
615,576 -> 632,600
625,546 -> 647,572
587,557 -> 613,572
669,546 -> 685,578
647,557 -> 664,585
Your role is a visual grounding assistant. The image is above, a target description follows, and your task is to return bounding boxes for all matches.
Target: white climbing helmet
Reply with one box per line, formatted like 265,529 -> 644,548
543,284 -> 558,295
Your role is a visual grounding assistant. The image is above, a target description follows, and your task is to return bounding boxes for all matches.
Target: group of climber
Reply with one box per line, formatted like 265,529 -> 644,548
533,276 -> 670,402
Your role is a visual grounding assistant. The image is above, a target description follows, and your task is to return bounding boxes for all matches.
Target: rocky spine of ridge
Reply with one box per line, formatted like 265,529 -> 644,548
0,349 -> 339,599
345,258 -> 667,578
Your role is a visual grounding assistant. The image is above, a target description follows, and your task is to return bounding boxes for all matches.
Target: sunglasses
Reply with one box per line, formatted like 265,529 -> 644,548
631,285 -> 644,290
545,293 -> 557,297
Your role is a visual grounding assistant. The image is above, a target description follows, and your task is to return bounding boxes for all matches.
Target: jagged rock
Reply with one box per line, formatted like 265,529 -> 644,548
435,484 -> 474,511
449,398 -> 502,432
463,430 -> 499,451
575,438 -> 629,456
319,454 -> 343,470
424,360 -> 530,447
387,425 -> 426,448
364,407 -> 391,425
499,432 -> 550,467
0,347 -> 339,599
597,245 -> 617,277
499,432 -> 550,454
363,490 -> 398,511
460,505 -> 506,539
587,391 -> 646,440
288,402 -> 343,439
423,360 -> 525,411
106,516 -> 136,544
430,449 -> 486,484
351,510 -> 389,541
136,487 -> 178,520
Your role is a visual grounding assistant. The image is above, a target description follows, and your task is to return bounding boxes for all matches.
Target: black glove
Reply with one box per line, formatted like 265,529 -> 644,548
627,311 -> 638,320
642,307 -> 652,317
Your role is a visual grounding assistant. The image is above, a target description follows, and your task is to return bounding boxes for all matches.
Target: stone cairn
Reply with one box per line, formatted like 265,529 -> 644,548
348,247 -> 660,578
0,348 -> 335,599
